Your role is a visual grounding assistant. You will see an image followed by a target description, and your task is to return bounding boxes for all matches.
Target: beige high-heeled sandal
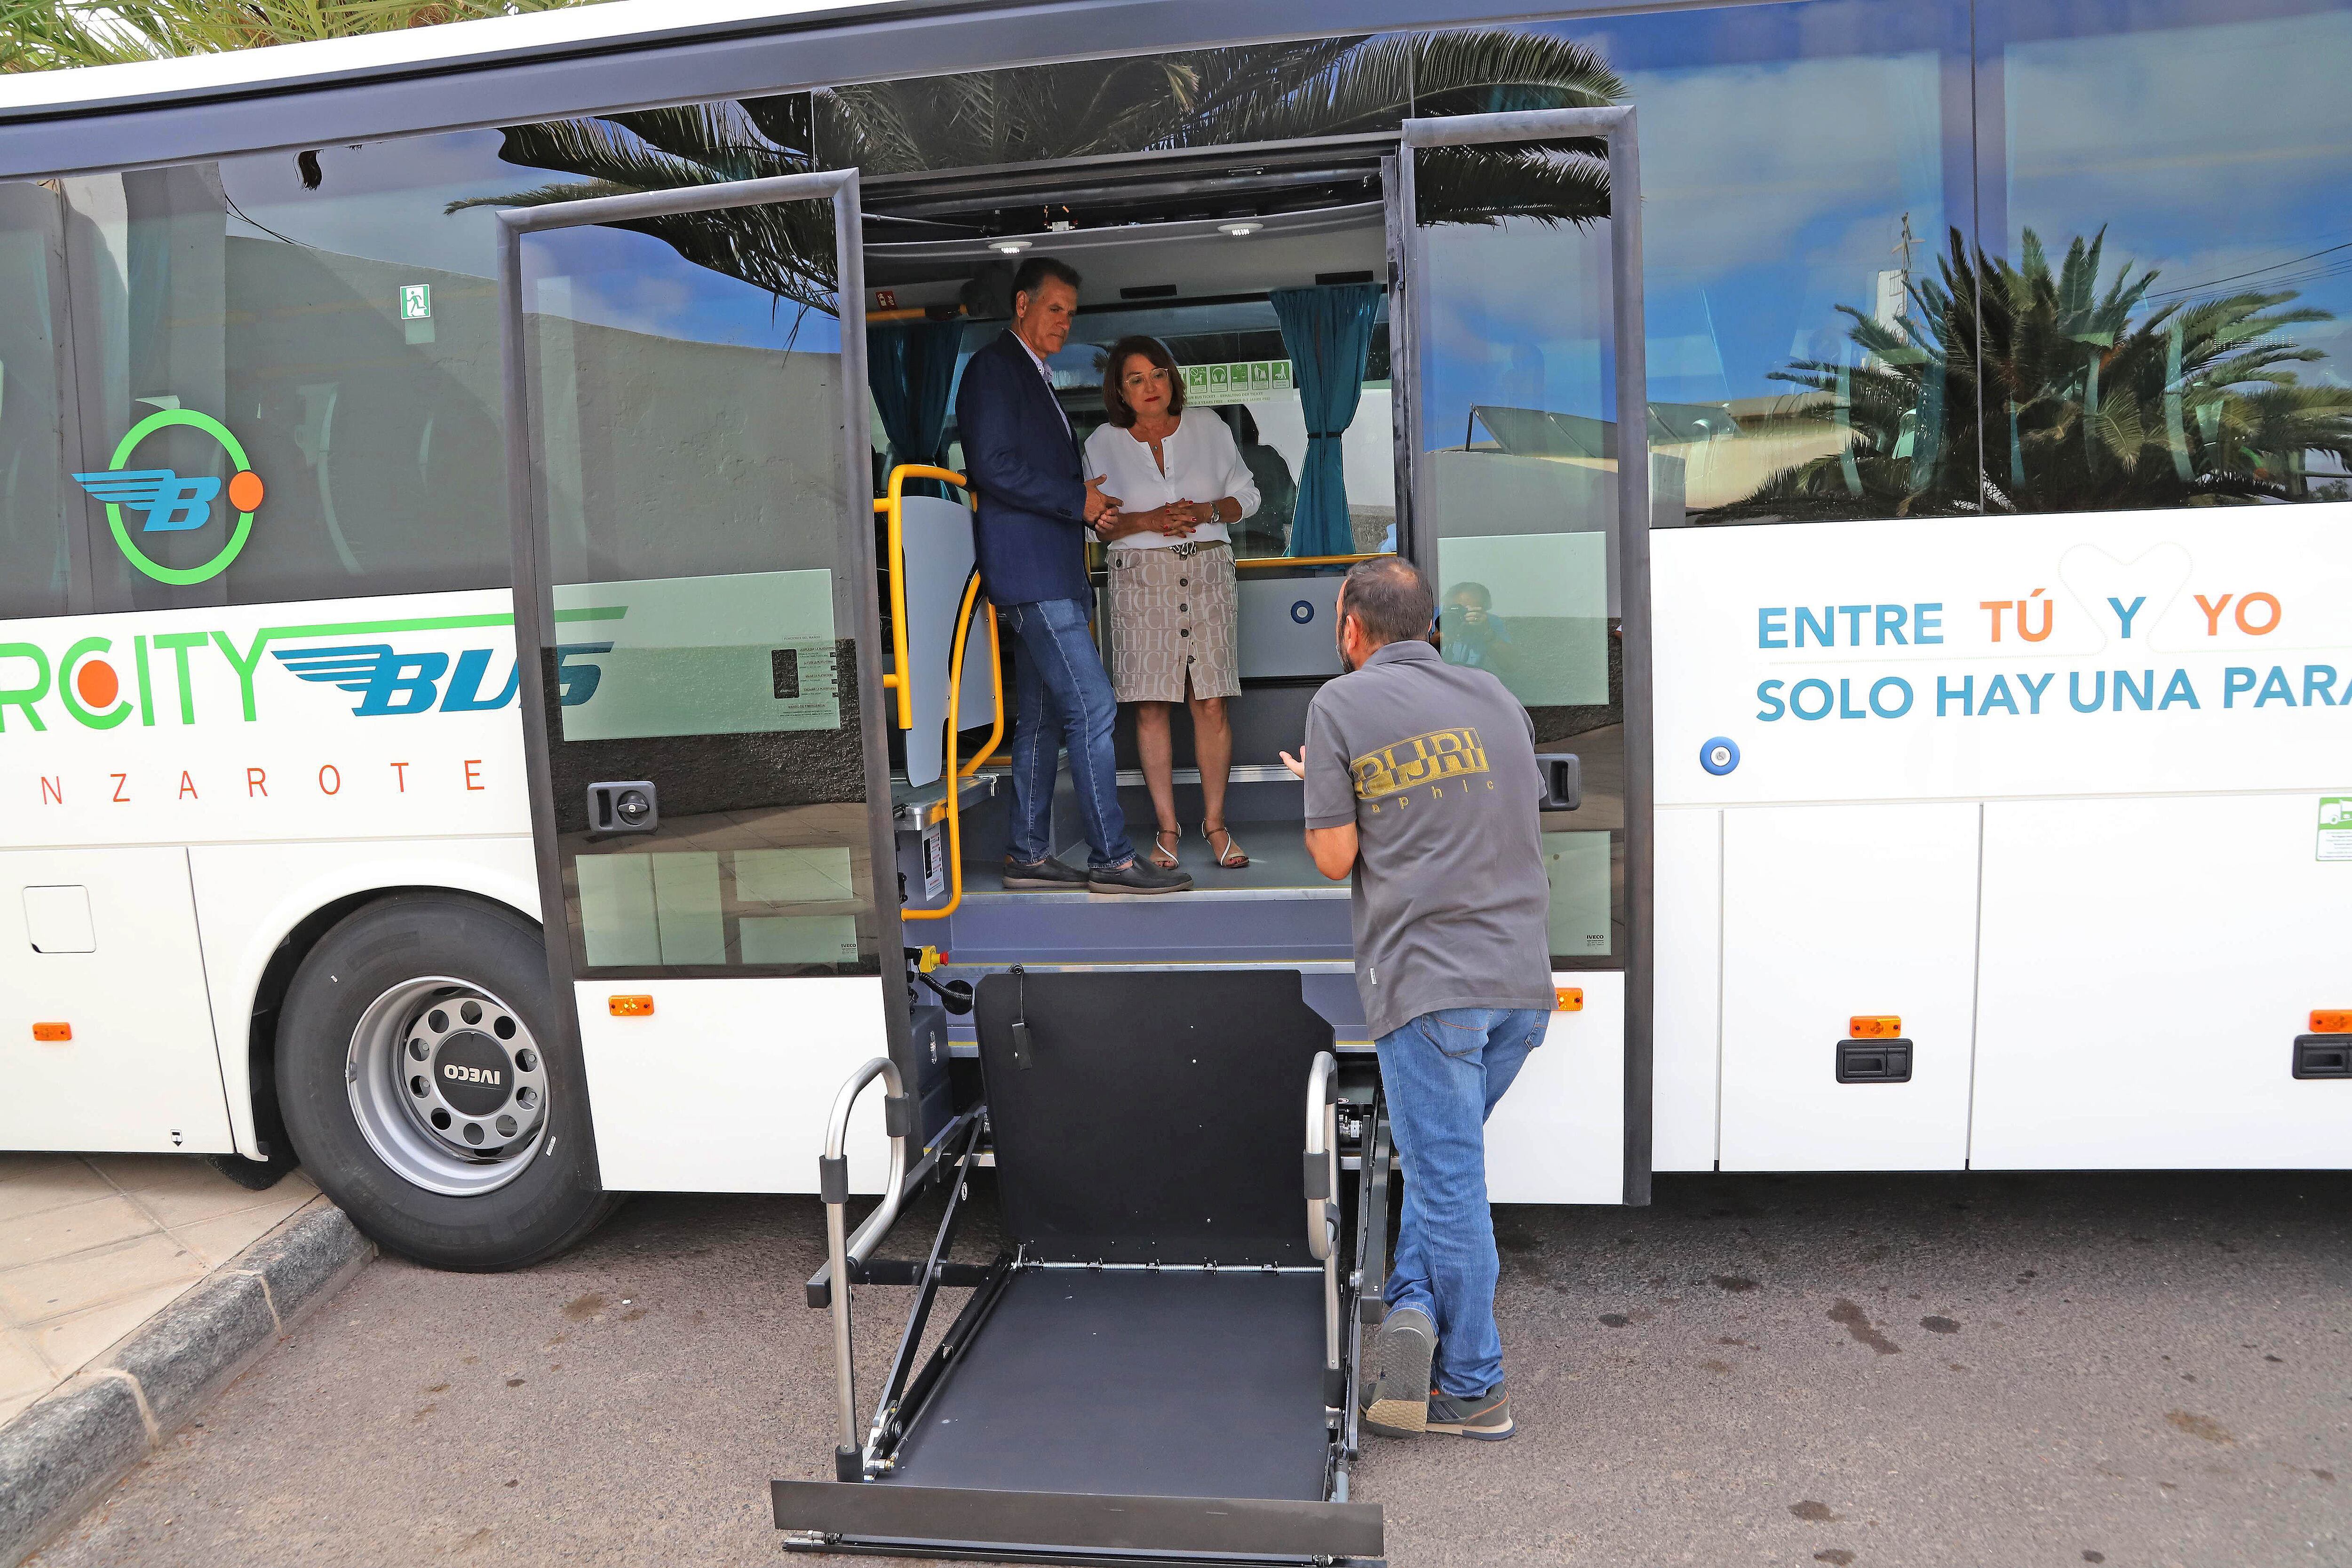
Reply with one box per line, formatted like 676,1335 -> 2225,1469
1148,826 -> 1182,870
1203,823 -> 1249,868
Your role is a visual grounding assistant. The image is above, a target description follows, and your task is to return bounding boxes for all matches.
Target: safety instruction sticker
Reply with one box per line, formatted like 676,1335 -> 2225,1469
1185,359 -> 1293,405
2320,797 -> 2352,862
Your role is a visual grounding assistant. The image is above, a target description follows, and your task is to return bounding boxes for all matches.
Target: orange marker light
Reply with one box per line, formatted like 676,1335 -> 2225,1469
608,995 -> 654,1017
2312,1010 -> 2352,1035
32,1022 -> 71,1042
1555,987 -> 1584,1012
1850,1015 -> 1902,1038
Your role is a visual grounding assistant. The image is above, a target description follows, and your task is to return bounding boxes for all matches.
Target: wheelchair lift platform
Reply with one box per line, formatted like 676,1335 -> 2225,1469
775,969 -> 1389,1566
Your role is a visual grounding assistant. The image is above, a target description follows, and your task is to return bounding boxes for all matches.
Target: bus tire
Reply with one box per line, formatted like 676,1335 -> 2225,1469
276,892 -> 618,1271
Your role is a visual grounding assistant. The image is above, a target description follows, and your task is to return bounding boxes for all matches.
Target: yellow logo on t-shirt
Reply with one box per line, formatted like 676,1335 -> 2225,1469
1350,727 -> 1487,801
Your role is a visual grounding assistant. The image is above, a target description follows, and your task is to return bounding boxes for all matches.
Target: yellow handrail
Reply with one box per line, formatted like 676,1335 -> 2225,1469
959,586 -> 1005,778
878,462 -> 1002,925
1233,551 -> 1394,570
874,463 -> 971,731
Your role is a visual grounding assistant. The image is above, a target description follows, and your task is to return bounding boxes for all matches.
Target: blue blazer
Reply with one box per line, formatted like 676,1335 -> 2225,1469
955,330 -> 1091,606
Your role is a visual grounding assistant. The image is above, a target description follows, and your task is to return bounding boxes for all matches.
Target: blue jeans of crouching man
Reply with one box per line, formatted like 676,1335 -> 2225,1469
1375,1006 -> 1549,1398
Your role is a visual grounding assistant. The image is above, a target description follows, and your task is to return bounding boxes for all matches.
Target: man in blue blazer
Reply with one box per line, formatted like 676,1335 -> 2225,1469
955,256 -> 1191,894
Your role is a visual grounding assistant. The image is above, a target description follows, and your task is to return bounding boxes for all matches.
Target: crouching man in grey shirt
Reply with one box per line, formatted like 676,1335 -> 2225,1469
1280,556 -> 1554,1443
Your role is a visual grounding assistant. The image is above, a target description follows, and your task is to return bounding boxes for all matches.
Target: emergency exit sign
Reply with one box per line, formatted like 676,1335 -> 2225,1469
399,284 -> 432,321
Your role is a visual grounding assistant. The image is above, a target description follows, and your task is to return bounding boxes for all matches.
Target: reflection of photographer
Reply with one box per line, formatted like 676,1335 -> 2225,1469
1438,581 -> 1511,673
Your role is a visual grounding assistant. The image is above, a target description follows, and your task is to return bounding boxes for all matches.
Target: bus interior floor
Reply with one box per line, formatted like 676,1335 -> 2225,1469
992,831 -> 1337,894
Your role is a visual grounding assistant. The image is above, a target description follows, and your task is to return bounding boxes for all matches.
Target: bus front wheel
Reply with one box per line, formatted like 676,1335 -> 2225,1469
276,893 -> 617,1271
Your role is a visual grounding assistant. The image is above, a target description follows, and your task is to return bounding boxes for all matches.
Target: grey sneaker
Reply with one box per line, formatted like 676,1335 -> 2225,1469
1361,1306 -> 1436,1437
1086,857 -> 1193,895
1001,856 -> 1087,890
1426,1383 -> 1513,1441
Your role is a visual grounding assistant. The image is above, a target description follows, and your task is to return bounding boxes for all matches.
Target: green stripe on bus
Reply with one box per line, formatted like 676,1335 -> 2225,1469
259,605 -> 626,642
263,612 -> 516,640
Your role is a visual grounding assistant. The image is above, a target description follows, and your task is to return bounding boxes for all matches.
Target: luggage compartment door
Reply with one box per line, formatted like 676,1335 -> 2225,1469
1974,795 -> 2352,1170
0,849 -> 232,1153
1719,803 -> 1980,1171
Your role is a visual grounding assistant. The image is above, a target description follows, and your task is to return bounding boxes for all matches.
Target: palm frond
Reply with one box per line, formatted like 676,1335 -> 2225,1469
447,119 -> 743,210
1413,143 -> 1609,227
452,29 -> 1628,320
1705,223 -> 2351,520
1396,29 -> 1625,114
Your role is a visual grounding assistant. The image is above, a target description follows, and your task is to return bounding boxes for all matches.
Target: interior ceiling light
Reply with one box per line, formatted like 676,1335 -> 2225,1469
1217,221 -> 1263,238
989,238 -> 1033,254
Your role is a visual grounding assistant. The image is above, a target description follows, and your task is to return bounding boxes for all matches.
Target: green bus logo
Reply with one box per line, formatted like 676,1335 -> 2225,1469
71,409 -> 265,586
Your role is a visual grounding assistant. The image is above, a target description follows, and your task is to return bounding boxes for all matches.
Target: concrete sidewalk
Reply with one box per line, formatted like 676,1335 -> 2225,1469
0,1156 -> 322,1426
0,1160 -> 372,1568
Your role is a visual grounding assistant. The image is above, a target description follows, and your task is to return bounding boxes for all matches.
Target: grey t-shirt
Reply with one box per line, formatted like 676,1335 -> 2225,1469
1302,639 -> 1554,1040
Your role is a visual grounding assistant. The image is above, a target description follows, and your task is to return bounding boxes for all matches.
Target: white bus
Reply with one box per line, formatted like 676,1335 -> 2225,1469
1,0 -> 2347,1272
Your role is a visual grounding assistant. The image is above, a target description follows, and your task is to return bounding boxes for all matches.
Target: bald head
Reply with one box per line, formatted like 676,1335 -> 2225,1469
1339,556 -> 1436,651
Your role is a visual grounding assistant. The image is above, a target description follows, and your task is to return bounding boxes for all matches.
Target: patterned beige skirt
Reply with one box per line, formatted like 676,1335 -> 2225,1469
1105,543 -> 1240,704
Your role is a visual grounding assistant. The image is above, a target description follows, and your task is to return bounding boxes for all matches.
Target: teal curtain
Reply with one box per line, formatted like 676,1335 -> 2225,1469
866,317 -> 963,496
1271,283 -> 1383,557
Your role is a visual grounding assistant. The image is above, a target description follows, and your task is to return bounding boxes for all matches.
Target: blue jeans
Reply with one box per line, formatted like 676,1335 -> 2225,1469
1003,597 -> 1134,871
1376,1006 -> 1550,1398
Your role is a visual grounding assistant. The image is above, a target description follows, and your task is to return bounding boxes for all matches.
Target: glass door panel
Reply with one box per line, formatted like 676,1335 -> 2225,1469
1401,118 -> 1647,971
504,175 -> 890,981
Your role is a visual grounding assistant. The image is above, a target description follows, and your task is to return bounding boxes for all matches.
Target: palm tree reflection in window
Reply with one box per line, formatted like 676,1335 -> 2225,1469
451,34 -> 1628,317
1707,227 -> 2352,520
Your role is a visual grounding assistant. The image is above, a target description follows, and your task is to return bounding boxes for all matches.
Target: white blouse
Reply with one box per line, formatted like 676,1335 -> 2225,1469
1083,411 -> 1260,552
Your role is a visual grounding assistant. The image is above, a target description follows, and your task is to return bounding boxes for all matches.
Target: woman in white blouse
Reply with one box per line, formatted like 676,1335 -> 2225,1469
1085,336 -> 1261,871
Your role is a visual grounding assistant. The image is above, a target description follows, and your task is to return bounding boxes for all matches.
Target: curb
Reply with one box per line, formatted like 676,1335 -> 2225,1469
0,1199 -> 374,1568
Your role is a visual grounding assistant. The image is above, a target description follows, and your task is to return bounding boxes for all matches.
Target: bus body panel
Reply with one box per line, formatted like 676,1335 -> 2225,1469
1652,506 -> 2352,808
1,587 -> 537,1157
1654,506 -> 2352,1171
1651,806 -> 1722,1172
1974,794 -> 2352,1171
0,847 -> 234,1153
1720,802 -> 1980,1172
1485,973 -> 1626,1204
186,836 -> 540,1158
0,589 -> 531,849
571,976 -> 893,1194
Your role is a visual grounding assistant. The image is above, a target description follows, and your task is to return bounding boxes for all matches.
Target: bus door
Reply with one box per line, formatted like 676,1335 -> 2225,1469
495,171 -> 907,1196
1389,109 -> 1653,1205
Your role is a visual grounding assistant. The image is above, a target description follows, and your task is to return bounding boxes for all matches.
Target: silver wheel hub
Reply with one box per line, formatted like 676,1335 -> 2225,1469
347,976 -> 548,1197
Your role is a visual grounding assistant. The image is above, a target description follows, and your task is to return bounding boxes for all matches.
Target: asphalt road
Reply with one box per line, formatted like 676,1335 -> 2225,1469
30,1168 -> 2352,1568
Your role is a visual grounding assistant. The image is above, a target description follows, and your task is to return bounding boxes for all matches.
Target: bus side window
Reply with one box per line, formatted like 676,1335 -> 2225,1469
0,182 -> 76,620
62,147 -> 511,610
